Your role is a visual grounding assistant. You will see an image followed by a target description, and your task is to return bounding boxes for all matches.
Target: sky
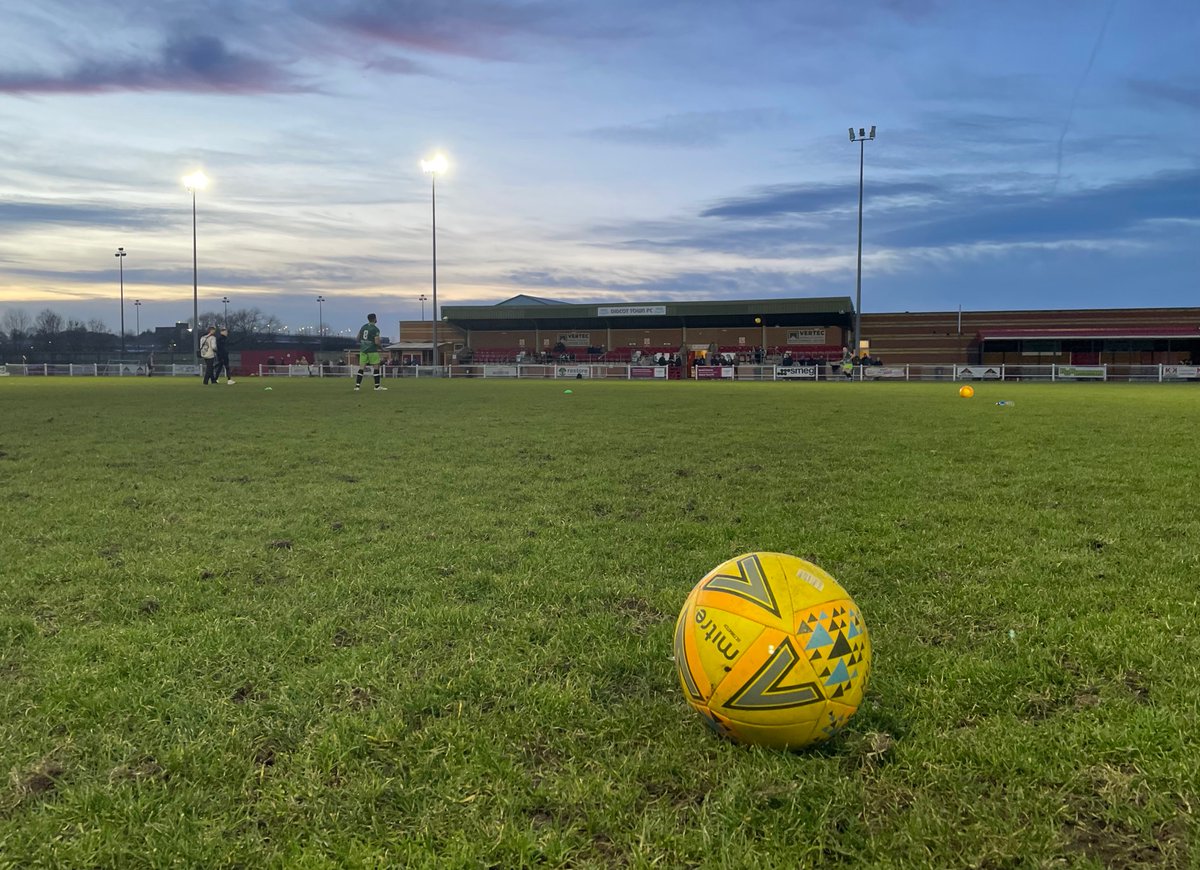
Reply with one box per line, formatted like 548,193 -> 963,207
0,0 -> 1197,337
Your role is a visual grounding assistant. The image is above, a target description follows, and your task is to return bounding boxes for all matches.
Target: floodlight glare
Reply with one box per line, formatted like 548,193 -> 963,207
183,171 -> 209,191
420,153 -> 448,175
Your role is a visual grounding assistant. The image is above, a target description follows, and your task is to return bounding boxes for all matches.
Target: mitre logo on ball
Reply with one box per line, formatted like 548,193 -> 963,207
673,552 -> 872,749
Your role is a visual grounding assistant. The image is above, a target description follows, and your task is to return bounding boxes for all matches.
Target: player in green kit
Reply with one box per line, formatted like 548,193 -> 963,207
354,312 -> 387,391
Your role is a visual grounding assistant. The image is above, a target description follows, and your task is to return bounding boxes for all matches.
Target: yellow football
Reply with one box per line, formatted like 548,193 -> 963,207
674,553 -> 871,749
959,385 -> 975,398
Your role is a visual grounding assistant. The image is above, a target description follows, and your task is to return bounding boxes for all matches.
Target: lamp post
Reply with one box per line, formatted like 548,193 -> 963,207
115,247 -> 127,353
134,299 -> 141,338
419,293 -> 428,321
183,171 -> 209,359
221,295 -> 230,325
848,126 -> 875,356
420,153 -> 448,367
317,295 -> 325,352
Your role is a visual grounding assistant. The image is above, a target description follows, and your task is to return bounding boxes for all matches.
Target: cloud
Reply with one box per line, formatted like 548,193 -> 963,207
1128,79 -> 1200,111
583,108 -> 791,148
701,181 -> 939,219
301,0 -> 628,60
0,201 -> 176,229
0,34 -> 306,95
879,170 -> 1200,247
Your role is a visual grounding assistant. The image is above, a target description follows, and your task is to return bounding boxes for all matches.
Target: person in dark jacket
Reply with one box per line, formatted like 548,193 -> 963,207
212,327 -> 235,384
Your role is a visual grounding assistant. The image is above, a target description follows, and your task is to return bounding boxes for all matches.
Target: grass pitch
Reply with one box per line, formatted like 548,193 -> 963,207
1,377 -> 1197,867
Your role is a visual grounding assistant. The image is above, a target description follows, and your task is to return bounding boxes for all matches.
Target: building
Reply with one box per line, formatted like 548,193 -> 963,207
406,295 -> 853,365
391,297 -> 1199,369
864,307 -> 1200,366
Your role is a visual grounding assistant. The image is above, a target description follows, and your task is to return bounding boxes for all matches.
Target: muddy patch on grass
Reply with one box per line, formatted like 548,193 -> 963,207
1062,813 -> 1185,868
253,745 -> 278,769
231,683 -> 265,704
331,628 -> 359,648
336,684 -> 375,711
10,757 -> 66,799
267,539 -> 292,550
615,596 -> 667,636
109,755 -> 168,783
1121,668 -> 1150,703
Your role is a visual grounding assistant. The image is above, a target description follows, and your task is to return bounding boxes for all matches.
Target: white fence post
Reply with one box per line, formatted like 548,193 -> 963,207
1159,364 -> 1163,383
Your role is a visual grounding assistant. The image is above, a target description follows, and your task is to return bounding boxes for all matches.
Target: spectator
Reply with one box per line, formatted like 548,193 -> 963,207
199,326 -> 218,385
212,327 -> 235,384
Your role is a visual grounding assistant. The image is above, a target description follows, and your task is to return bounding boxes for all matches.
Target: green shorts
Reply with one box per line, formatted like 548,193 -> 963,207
361,352 -> 381,366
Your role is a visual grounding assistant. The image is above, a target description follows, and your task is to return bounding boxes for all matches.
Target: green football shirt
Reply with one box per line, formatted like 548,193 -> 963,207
359,322 -> 380,353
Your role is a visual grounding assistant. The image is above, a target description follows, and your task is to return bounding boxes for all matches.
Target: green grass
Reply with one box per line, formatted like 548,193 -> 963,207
1,377 -> 1198,867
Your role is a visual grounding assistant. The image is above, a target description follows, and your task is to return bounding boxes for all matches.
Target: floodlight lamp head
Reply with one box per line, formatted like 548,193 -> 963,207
848,127 -> 855,141
183,171 -> 209,191
421,153 -> 448,175
869,125 -> 876,139
858,128 -> 866,138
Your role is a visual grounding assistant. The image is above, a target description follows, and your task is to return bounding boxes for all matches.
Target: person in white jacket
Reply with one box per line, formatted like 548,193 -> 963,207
200,326 -> 218,385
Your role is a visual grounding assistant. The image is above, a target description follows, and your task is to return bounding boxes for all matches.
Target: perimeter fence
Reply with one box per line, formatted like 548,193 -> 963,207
4,362 -> 1198,384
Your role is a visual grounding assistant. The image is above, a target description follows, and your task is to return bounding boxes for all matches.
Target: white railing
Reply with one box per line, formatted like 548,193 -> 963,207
5,362 -> 1199,384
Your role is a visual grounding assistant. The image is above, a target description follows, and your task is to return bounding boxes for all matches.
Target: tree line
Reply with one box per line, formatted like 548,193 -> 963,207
0,306 -> 304,361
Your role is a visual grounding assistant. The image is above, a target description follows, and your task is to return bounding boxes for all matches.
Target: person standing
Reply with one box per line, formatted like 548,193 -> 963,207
354,313 -> 387,392
212,327 -> 235,384
200,326 -> 218,385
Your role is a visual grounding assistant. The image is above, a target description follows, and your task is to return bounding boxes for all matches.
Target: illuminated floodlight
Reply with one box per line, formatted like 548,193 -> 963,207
420,153 -> 448,175
183,171 -> 209,191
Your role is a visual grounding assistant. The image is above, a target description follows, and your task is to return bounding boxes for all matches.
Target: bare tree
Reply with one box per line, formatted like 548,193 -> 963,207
34,309 -> 64,336
2,308 -> 32,336
87,318 -> 109,334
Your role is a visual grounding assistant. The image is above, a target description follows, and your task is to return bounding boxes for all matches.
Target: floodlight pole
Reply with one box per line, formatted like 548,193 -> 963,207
183,171 -> 208,360
849,125 -> 875,355
222,295 -> 230,325
421,154 -> 447,369
134,299 -> 141,336
317,295 -> 325,352
430,171 -> 439,367
115,247 -> 127,353
191,188 -> 199,357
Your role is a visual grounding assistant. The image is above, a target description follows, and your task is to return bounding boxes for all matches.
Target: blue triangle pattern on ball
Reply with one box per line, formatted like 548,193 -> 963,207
824,659 -> 851,686
805,623 -> 834,650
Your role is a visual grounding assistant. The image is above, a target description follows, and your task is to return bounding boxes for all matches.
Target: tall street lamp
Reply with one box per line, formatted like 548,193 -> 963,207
115,247 -> 127,353
419,293 -> 428,321
134,299 -> 141,338
221,295 -> 230,325
317,295 -> 325,352
848,126 -> 875,356
420,153 -> 448,367
183,171 -> 209,359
